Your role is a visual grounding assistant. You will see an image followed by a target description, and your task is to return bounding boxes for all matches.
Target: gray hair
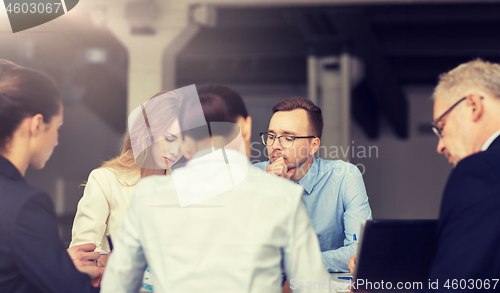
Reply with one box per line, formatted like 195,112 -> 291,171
433,59 -> 500,100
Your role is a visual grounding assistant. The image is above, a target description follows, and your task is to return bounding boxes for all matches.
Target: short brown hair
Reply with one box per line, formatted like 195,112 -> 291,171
272,97 -> 323,139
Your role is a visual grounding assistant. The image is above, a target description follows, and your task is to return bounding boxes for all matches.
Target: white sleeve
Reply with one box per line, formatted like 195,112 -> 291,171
70,169 -> 110,251
100,185 -> 146,293
284,199 -> 333,293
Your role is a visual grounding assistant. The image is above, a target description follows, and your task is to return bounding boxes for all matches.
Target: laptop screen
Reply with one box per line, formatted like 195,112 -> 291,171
353,220 -> 437,292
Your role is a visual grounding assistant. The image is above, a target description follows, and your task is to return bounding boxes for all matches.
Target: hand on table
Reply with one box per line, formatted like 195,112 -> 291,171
266,157 -> 295,180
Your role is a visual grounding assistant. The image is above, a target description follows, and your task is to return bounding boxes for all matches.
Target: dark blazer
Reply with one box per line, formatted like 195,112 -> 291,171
0,156 -> 98,293
424,136 -> 500,292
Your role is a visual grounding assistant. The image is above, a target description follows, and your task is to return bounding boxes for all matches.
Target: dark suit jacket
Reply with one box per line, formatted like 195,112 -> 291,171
0,156 -> 98,293
424,136 -> 500,292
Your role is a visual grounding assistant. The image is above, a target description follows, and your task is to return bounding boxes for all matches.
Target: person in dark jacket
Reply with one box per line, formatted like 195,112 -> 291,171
0,59 -> 103,293
423,58 -> 500,292
348,59 -> 500,292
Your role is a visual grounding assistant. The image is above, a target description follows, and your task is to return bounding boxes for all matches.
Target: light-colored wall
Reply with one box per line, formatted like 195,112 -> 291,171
350,85 -> 451,219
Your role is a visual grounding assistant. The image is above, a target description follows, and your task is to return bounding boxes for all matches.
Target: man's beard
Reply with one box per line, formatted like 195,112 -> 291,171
293,155 -> 308,171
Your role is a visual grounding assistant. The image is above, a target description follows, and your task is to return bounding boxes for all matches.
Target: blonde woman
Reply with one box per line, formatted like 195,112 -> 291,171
70,89 -> 185,264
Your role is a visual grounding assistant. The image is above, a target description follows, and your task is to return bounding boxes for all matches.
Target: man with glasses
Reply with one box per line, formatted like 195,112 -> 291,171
420,59 -> 500,290
101,86 -> 333,293
254,97 -> 372,273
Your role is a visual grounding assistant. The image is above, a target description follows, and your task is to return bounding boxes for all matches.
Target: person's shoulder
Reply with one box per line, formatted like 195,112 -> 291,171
443,149 -> 500,208
0,176 -> 49,205
133,175 -> 178,206
252,160 -> 270,170
90,167 -> 140,186
246,165 -> 304,197
316,158 -> 362,177
317,157 -> 354,167
137,173 -> 169,184
241,169 -> 304,213
452,148 -> 500,183
440,148 -> 500,229
474,144 -> 500,171
89,167 -> 116,180
2,182 -> 53,222
84,168 -> 117,191
135,174 -> 172,194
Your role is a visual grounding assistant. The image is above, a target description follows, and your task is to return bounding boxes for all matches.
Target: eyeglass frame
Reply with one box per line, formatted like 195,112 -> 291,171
259,132 -> 316,148
430,96 -> 483,138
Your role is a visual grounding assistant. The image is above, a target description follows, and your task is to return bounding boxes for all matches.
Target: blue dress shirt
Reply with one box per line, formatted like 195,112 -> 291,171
253,157 -> 372,272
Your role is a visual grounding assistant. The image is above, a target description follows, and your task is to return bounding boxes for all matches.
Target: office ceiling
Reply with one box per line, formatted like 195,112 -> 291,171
178,2 -> 500,139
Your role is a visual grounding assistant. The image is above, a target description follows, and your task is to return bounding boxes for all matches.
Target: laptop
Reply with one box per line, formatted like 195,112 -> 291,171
352,220 -> 438,292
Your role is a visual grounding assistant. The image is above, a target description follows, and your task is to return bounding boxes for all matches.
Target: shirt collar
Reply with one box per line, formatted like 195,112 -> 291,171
481,130 -> 500,151
296,157 -> 319,195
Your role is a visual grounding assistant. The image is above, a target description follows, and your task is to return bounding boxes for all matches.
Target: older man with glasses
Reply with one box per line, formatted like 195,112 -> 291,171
417,59 -> 500,291
253,97 -> 372,274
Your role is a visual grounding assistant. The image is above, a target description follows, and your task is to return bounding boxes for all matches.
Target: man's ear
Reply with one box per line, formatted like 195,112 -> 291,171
467,94 -> 484,122
309,137 -> 320,156
29,114 -> 44,137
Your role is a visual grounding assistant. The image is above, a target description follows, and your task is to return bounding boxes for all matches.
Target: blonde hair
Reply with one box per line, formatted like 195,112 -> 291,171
433,58 -> 500,101
98,90 -> 182,186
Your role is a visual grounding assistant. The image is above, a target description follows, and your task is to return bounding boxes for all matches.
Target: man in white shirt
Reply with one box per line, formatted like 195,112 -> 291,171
101,84 -> 333,293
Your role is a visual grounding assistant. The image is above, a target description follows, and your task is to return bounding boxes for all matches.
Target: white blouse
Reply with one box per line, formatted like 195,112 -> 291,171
70,167 -> 140,251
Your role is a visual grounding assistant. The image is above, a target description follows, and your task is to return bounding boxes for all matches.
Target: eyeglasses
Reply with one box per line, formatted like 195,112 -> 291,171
260,132 -> 316,148
430,97 -> 467,139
